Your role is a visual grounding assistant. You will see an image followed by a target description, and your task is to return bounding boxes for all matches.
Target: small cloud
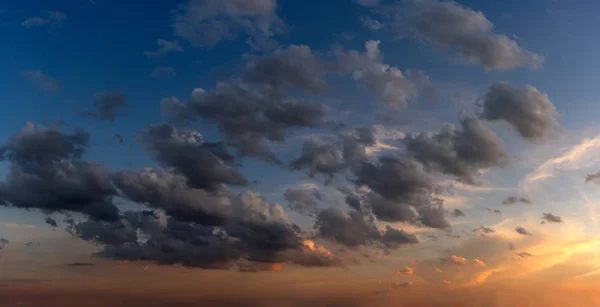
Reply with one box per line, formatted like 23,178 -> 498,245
508,242 -> 516,250
44,216 -> 57,227
392,281 -> 412,289
397,266 -> 413,275
515,226 -> 532,236
472,259 -> 486,267
452,209 -> 465,217
359,15 -> 383,31
151,66 -> 177,78
113,133 -> 124,144
20,70 -> 60,93
435,268 -> 443,273
143,39 -> 183,58
503,196 -> 532,206
66,262 -> 95,267
450,255 -> 467,265
516,252 -> 533,259
493,209 -> 502,215
21,11 -> 67,28
541,212 -> 563,223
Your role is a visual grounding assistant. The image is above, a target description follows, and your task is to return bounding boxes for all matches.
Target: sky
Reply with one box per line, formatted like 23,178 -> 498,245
2,0 -> 600,306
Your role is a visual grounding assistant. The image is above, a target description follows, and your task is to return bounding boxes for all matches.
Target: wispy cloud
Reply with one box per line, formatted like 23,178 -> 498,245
21,11 -> 66,29
20,70 -> 60,93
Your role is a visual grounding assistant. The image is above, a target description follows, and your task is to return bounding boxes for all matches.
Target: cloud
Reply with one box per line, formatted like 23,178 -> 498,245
79,91 -> 127,121
21,11 -> 67,28
435,267 -> 443,273
404,116 -> 509,184
397,266 -> 414,275
0,238 -> 8,250
135,124 -> 248,191
393,0 -> 543,70
359,16 -> 383,31
516,252 -> 533,259
472,259 -> 486,267
163,46 -> 326,164
515,226 -> 532,236
173,0 -> 283,48
113,133 -> 124,144
502,196 -> 532,206
143,39 -> 183,58
284,187 -> 320,216
480,82 -> 558,142
151,66 -> 177,78
452,209 -> 465,217
474,225 -> 495,234
290,127 -> 376,181
44,216 -> 57,227
314,208 -> 382,247
66,262 -> 95,267
0,123 -> 119,221
74,203 -> 342,269
508,242 -> 516,250
334,40 -> 434,108
381,225 -> 419,248
450,255 -> 467,265
541,212 -> 563,223
20,70 -> 61,93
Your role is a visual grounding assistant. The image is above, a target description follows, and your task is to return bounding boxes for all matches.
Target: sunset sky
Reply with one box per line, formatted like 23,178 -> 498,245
2,0 -> 600,306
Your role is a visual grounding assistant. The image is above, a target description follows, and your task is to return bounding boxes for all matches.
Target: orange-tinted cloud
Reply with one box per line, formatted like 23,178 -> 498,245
397,266 -> 414,275
472,259 -> 486,267
450,255 -> 468,265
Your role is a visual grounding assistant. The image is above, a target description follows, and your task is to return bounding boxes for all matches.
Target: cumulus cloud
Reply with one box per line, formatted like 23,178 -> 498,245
381,225 -> 419,249
163,50 -> 326,164
404,116 -> 509,184
393,0 -> 543,70
398,266 -> 414,275
452,209 -> 465,217
135,124 -> 248,191
44,217 -> 57,227
20,70 -> 61,93
515,226 -> 532,236
314,208 -> 381,247
284,187 -> 321,216
21,11 -> 67,28
450,255 -> 467,265
334,40 -> 434,108
480,82 -> 558,142
502,196 -> 532,206
0,123 -> 119,221
585,171 -> 600,184
143,39 -> 183,58
79,91 -> 127,122
173,0 -> 283,48
290,127 -> 376,181
542,212 -> 563,223
0,238 -> 8,250
508,242 -> 516,250
472,259 -> 486,267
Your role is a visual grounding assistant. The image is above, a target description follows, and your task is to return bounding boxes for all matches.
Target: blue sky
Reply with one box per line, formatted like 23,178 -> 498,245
2,1 -> 600,305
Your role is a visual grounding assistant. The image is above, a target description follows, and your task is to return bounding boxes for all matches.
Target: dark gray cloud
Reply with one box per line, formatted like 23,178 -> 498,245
515,226 -> 532,236
516,252 -> 533,258
291,127 -> 376,181
452,209 -> 465,217
502,196 -> 532,206
113,133 -> 124,144
0,123 -> 119,221
404,116 -> 509,184
143,39 -> 183,58
585,171 -> 600,184
284,188 -> 320,216
25,241 -> 40,247
66,262 -> 95,267
480,82 -> 557,142
173,0 -> 283,48
417,204 -> 450,229
333,40 -> 434,108
474,225 -> 495,234
508,242 -> 516,250
163,80 -> 325,164
541,212 -> 563,223
314,208 -> 382,247
381,225 -> 418,249
493,209 -> 502,215
241,45 -> 328,95
0,238 -> 8,250
80,91 -> 127,122
355,0 -> 381,7
394,0 -> 543,70
74,203 -> 341,269
44,216 -> 57,227
136,124 -> 248,191
20,70 -> 61,93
